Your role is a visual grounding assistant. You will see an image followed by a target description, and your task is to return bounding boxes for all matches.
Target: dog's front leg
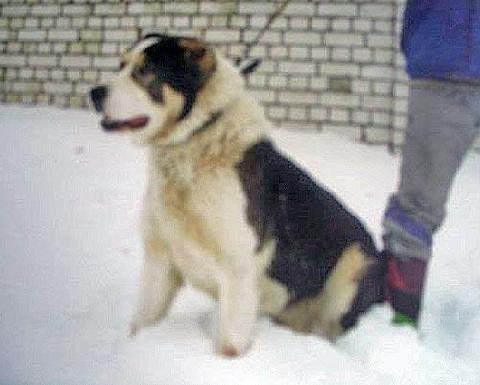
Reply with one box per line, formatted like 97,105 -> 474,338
217,266 -> 258,357
130,240 -> 183,337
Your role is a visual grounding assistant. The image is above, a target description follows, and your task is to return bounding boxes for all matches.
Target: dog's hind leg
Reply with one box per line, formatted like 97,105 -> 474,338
129,236 -> 183,337
275,244 -> 372,340
311,243 -> 372,341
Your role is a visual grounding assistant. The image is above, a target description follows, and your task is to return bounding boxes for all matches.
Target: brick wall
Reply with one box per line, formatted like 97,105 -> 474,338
1,0 -> 409,145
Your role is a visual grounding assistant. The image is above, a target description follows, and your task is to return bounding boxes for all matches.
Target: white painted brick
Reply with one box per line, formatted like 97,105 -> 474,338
250,16 -> 268,29
374,48 -> 394,64
269,46 -> 289,58
363,96 -> 392,110
104,29 -> 138,42
0,29 -> 9,40
290,17 -> 309,30
268,75 -> 288,88
372,111 -> 390,126
374,20 -> 391,33
368,34 -> 394,48
395,99 -> 408,114
284,31 -> 321,46
311,47 -> 329,60
331,48 -> 351,61
289,47 -> 309,60
104,18 -> 120,28
330,108 -> 349,122
249,89 -> 275,103
311,107 -> 327,120
284,3 -> 316,16
60,55 -> 91,68
279,61 -> 315,74
332,19 -> 351,32
311,77 -> 328,91
44,82 -> 73,94
81,30 -> 102,41
374,81 -> 392,95
127,3 -> 146,14
88,17 -> 102,28
312,18 -> 328,31
48,29 -> 79,41
32,5 -> 59,16
230,16 -> 247,28
288,76 -> 309,90
10,18 -> 25,29
321,93 -> 360,107
66,70 -> 82,81
205,29 -> 239,43
317,4 -> 358,17
352,110 -> 371,124
199,1 -> 236,14
0,55 -> 26,67
50,69 -> 64,80
360,5 -> 395,19
29,56 -> 57,67
18,30 -> 47,41
2,5 -> 29,16
353,48 -> 372,62
321,63 -> 360,77
394,83 -> 409,98
13,81 -> 41,94
173,16 -> 190,28
247,74 -> 266,88
268,106 -> 287,120
289,107 -> 308,120
24,18 -> 39,28
352,80 -> 371,94
362,65 -> 394,79
238,2 -> 275,14
279,91 -> 318,104
93,57 -> 118,70
353,19 -> 373,32
210,15 -> 229,27
164,2 -> 198,13
94,4 -> 126,16
325,33 -> 363,47
63,4 -> 90,16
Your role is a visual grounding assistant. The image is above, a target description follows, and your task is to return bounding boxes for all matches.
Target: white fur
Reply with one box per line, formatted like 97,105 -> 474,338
126,45 -> 275,356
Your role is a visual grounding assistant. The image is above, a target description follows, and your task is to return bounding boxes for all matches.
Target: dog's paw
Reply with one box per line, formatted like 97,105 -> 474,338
217,343 -> 241,358
216,340 -> 252,358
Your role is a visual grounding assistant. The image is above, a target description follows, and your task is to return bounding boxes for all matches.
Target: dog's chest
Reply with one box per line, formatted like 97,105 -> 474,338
153,170 -> 257,292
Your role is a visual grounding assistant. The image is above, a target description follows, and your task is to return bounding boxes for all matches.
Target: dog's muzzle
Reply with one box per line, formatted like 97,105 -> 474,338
90,86 -> 108,112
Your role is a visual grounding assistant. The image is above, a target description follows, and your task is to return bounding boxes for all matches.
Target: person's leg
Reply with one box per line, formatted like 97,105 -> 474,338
383,81 -> 480,323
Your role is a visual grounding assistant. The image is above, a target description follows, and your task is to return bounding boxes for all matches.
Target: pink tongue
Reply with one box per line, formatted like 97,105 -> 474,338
125,116 -> 149,128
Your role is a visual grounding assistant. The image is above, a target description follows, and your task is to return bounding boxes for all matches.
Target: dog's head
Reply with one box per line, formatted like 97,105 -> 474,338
90,34 -> 219,144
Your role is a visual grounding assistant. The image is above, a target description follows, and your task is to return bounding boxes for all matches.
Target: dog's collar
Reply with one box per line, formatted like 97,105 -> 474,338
188,110 -> 223,140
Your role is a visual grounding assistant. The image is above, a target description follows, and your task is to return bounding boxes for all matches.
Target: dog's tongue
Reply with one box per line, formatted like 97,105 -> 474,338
101,116 -> 149,131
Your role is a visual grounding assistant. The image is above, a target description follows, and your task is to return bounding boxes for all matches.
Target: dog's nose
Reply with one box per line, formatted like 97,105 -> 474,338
90,86 -> 108,112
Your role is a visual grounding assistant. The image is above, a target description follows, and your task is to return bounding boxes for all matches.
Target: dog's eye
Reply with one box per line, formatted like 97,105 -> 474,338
119,61 -> 126,70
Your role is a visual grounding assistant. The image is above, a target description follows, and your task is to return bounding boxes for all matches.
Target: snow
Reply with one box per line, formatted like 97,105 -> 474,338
0,104 -> 479,385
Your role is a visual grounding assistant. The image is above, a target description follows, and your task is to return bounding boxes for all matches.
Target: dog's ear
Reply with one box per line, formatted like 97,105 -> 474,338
179,38 -> 216,79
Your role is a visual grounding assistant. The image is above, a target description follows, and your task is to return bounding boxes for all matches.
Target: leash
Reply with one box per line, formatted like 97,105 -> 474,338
236,0 -> 292,76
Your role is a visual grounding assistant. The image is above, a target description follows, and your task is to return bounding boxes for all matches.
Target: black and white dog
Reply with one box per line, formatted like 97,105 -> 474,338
90,34 -> 385,357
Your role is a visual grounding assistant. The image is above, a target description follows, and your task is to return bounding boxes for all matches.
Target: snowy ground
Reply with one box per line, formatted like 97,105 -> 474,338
0,104 -> 479,385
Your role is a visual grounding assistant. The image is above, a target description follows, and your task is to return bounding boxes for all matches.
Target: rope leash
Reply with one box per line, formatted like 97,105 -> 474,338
236,0 -> 292,76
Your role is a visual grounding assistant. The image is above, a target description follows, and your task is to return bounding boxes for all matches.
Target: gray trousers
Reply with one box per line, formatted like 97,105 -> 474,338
383,80 -> 480,260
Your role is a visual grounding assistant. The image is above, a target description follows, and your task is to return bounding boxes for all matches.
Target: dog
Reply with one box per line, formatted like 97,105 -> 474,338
90,34 -> 385,357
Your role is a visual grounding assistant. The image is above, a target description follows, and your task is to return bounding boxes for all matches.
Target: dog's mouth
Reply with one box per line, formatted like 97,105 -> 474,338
101,115 -> 150,132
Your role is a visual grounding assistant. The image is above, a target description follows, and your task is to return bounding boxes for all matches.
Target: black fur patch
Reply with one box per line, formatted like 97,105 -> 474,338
236,141 -> 381,313
135,34 -> 214,120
